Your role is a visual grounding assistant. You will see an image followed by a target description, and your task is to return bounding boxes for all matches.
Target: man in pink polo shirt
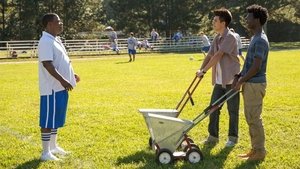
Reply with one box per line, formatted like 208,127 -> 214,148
196,8 -> 240,147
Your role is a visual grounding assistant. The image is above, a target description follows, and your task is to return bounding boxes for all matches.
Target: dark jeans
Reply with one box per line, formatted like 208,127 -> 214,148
208,84 -> 240,139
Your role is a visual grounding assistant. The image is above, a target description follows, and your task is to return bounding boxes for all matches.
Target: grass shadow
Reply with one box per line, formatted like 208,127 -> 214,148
179,145 -> 235,168
115,61 -> 131,64
15,158 -> 41,169
115,149 -> 176,169
116,145 -> 235,169
234,159 -> 263,169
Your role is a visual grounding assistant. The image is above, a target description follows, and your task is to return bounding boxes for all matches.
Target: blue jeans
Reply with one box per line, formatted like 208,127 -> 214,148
208,84 -> 240,141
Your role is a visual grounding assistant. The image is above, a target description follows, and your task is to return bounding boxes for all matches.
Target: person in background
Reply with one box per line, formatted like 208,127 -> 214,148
172,30 -> 183,43
107,26 -> 120,54
127,32 -> 138,62
230,28 -> 245,61
150,28 -> 159,43
199,31 -> 211,56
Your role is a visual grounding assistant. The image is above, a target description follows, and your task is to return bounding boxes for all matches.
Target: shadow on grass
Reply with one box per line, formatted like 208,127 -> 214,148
184,145 -> 235,168
115,146 -> 235,169
233,159 -> 263,169
116,149 -> 176,169
15,158 -> 41,169
115,61 -> 131,64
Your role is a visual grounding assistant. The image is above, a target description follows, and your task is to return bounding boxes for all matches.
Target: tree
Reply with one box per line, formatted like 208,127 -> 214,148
0,0 -> 299,41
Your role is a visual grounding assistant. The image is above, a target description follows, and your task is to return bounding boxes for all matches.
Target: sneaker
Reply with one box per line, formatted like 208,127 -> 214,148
41,152 -> 59,161
51,147 -> 68,156
225,140 -> 236,147
203,136 -> 219,145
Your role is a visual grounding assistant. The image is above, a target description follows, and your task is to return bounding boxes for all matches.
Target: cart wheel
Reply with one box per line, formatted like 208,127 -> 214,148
180,137 -> 194,149
183,143 -> 200,152
156,149 -> 173,164
148,137 -> 153,148
186,147 -> 203,164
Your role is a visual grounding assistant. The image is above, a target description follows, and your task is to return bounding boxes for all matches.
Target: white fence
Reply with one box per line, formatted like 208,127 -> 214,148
0,36 -> 250,58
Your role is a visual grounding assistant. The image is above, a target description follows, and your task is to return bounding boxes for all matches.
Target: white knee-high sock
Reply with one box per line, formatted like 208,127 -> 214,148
41,132 -> 51,154
50,128 -> 58,150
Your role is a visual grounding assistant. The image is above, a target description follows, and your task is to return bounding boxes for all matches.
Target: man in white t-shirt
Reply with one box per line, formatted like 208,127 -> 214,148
108,27 -> 120,54
38,13 -> 80,161
127,32 -> 138,62
150,28 -> 159,43
199,31 -> 211,55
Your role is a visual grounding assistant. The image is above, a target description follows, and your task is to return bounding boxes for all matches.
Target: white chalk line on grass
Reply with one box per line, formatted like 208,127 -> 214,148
0,54 -> 159,65
0,56 -> 128,65
0,125 -> 95,167
0,125 -> 38,146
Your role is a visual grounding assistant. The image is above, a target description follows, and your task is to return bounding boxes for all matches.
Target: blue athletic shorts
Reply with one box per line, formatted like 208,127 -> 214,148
128,49 -> 136,54
202,46 -> 210,53
40,90 -> 69,128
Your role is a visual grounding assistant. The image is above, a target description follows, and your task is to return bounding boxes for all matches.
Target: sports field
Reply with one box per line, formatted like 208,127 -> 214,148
0,50 -> 300,168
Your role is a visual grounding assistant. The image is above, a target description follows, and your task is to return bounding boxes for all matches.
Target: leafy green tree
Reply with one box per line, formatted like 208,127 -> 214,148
107,0 -> 201,37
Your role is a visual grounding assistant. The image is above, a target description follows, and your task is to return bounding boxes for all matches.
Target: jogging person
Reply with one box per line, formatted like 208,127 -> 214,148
38,13 -> 80,161
232,4 -> 269,161
196,8 -> 240,147
106,26 -> 120,54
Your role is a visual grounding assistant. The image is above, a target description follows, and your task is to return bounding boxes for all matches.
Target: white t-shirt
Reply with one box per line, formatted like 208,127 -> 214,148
110,31 -> 118,42
38,31 -> 76,96
201,35 -> 211,47
216,62 -> 222,85
234,33 -> 243,49
127,37 -> 138,50
151,31 -> 159,39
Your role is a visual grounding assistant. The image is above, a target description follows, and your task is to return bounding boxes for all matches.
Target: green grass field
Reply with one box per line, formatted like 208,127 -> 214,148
0,50 -> 300,169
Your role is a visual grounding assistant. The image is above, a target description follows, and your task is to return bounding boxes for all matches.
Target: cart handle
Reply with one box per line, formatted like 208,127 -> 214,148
175,75 -> 202,116
192,89 -> 240,125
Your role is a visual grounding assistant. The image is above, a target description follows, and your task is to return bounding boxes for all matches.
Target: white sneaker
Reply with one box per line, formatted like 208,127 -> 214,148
41,152 -> 59,161
225,140 -> 236,147
51,147 -> 68,156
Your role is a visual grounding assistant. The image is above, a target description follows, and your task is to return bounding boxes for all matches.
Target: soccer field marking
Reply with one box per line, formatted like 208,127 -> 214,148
0,56 -> 124,65
0,54 -> 164,65
0,125 -> 39,146
0,125 -> 95,165
0,60 -> 37,65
